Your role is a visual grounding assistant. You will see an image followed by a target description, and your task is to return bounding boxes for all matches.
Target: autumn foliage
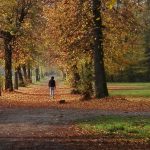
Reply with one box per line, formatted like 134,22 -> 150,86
0,0 -> 149,98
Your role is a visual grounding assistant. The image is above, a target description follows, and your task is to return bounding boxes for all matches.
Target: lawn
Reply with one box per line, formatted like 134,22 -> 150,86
78,116 -> 150,139
108,82 -> 150,97
108,82 -> 150,87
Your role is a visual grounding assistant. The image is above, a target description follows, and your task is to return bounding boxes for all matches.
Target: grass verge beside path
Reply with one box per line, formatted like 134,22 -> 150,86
77,116 -> 150,140
110,89 -> 150,97
108,82 -> 150,87
108,82 -> 150,97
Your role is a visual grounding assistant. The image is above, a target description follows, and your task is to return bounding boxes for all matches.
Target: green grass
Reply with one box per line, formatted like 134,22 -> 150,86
108,82 -> 150,97
78,116 -> 150,139
109,89 -> 150,97
108,82 -> 150,87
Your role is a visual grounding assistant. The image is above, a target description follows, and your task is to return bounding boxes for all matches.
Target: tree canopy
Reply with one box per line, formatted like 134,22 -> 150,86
0,0 -> 149,98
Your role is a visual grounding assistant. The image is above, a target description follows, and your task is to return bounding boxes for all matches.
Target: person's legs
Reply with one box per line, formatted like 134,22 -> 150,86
52,87 -> 55,98
49,88 -> 51,96
50,87 -> 54,98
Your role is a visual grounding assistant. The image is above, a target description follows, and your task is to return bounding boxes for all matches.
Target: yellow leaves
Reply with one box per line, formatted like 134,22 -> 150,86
23,21 -> 32,29
107,0 -> 116,9
0,0 -> 17,31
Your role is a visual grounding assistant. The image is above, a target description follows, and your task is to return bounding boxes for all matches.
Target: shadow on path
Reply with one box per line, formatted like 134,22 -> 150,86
0,136 -> 150,150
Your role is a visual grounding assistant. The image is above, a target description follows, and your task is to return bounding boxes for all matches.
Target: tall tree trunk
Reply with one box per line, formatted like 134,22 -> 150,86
92,0 -> 108,98
116,0 -> 121,9
17,65 -> 25,87
27,63 -> 32,83
81,61 -> 93,100
145,0 -> 150,81
4,37 -> 13,91
62,70 -> 66,80
22,64 -> 28,82
71,65 -> 80,94
0,86 -> 1,96
41,68 -> 44,79
35,67 -> 40,82
0,81 -> 2,96
14,70 -> 19,90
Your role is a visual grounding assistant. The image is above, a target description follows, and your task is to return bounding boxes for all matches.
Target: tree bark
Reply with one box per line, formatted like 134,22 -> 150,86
41,68 -> 44,79
92,0 -> 108,98
17,65 -> 25,87
4,36 -> 13,91
0,81 -> 2,96
62,70 -> 66,80
22,64 -> 28,82
81,62 -> 93,100
14,70 -> 19,90
72,65 -> 80,89
35,67 -> 40,82
145,0 -> 150,81
0,87 -> 1,96
70,65 -> 81,94
27,63 -> 32,83
116,0 -> 121,9
0,1 -> 35,91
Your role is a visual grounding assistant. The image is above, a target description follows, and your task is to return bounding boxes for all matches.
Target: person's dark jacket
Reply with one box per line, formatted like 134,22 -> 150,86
48,79 -> 56,87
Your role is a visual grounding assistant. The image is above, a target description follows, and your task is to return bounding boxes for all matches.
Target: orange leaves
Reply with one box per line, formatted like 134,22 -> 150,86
42,0 -> 146,76
102,0 -> 146,75
0,81 -> 150,112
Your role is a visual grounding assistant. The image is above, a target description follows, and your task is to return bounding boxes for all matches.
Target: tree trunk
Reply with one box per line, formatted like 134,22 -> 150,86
27,63 -> 32,83
72,65 -> 80,88
35,67 -> 40,82
81,61 -> 93,100
22,64 -> 28,82
62,71 -> 66,80
145,0 -> 150,81
17,65 -> 25,87
4,37 -> 13,91
0,87 -> 1,96
0,81 -> 2,96
92,0 -> 108,98
14,70 -> 19,90
116,0 -> 121,9
71,65 -> 80,94
41,68 -> 44,79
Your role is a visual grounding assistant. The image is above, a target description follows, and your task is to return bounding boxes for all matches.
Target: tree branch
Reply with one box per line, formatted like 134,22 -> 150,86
0,30 -> 12,39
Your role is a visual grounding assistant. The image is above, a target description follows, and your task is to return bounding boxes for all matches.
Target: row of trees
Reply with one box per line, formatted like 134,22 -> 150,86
0,0 -> 149,99
0,0 -> 48,92
108,0 -> 150,82
43,0 -> 149,99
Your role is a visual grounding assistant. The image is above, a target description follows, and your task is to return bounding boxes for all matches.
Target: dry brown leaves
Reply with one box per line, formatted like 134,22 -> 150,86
0,83 -> 150,112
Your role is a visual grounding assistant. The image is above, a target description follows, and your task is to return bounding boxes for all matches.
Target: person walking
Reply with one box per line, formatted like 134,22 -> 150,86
48,76 -> 56,99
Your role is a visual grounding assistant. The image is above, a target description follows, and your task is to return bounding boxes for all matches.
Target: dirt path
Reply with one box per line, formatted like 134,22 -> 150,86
0,80 -> 150,150
0,108 -> 150,150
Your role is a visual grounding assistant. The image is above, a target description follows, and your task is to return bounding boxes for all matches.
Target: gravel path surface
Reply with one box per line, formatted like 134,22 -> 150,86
0,108 -> 150,150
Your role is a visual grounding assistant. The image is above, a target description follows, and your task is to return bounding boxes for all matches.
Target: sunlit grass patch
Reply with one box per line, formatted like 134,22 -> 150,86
108,82 -> 150,97
77,116 -> 150,139
109,89 -> 150,97
108,82 -> 150,87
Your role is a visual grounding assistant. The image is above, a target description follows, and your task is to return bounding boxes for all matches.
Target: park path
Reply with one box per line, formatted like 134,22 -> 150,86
0,80 -> 150,150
